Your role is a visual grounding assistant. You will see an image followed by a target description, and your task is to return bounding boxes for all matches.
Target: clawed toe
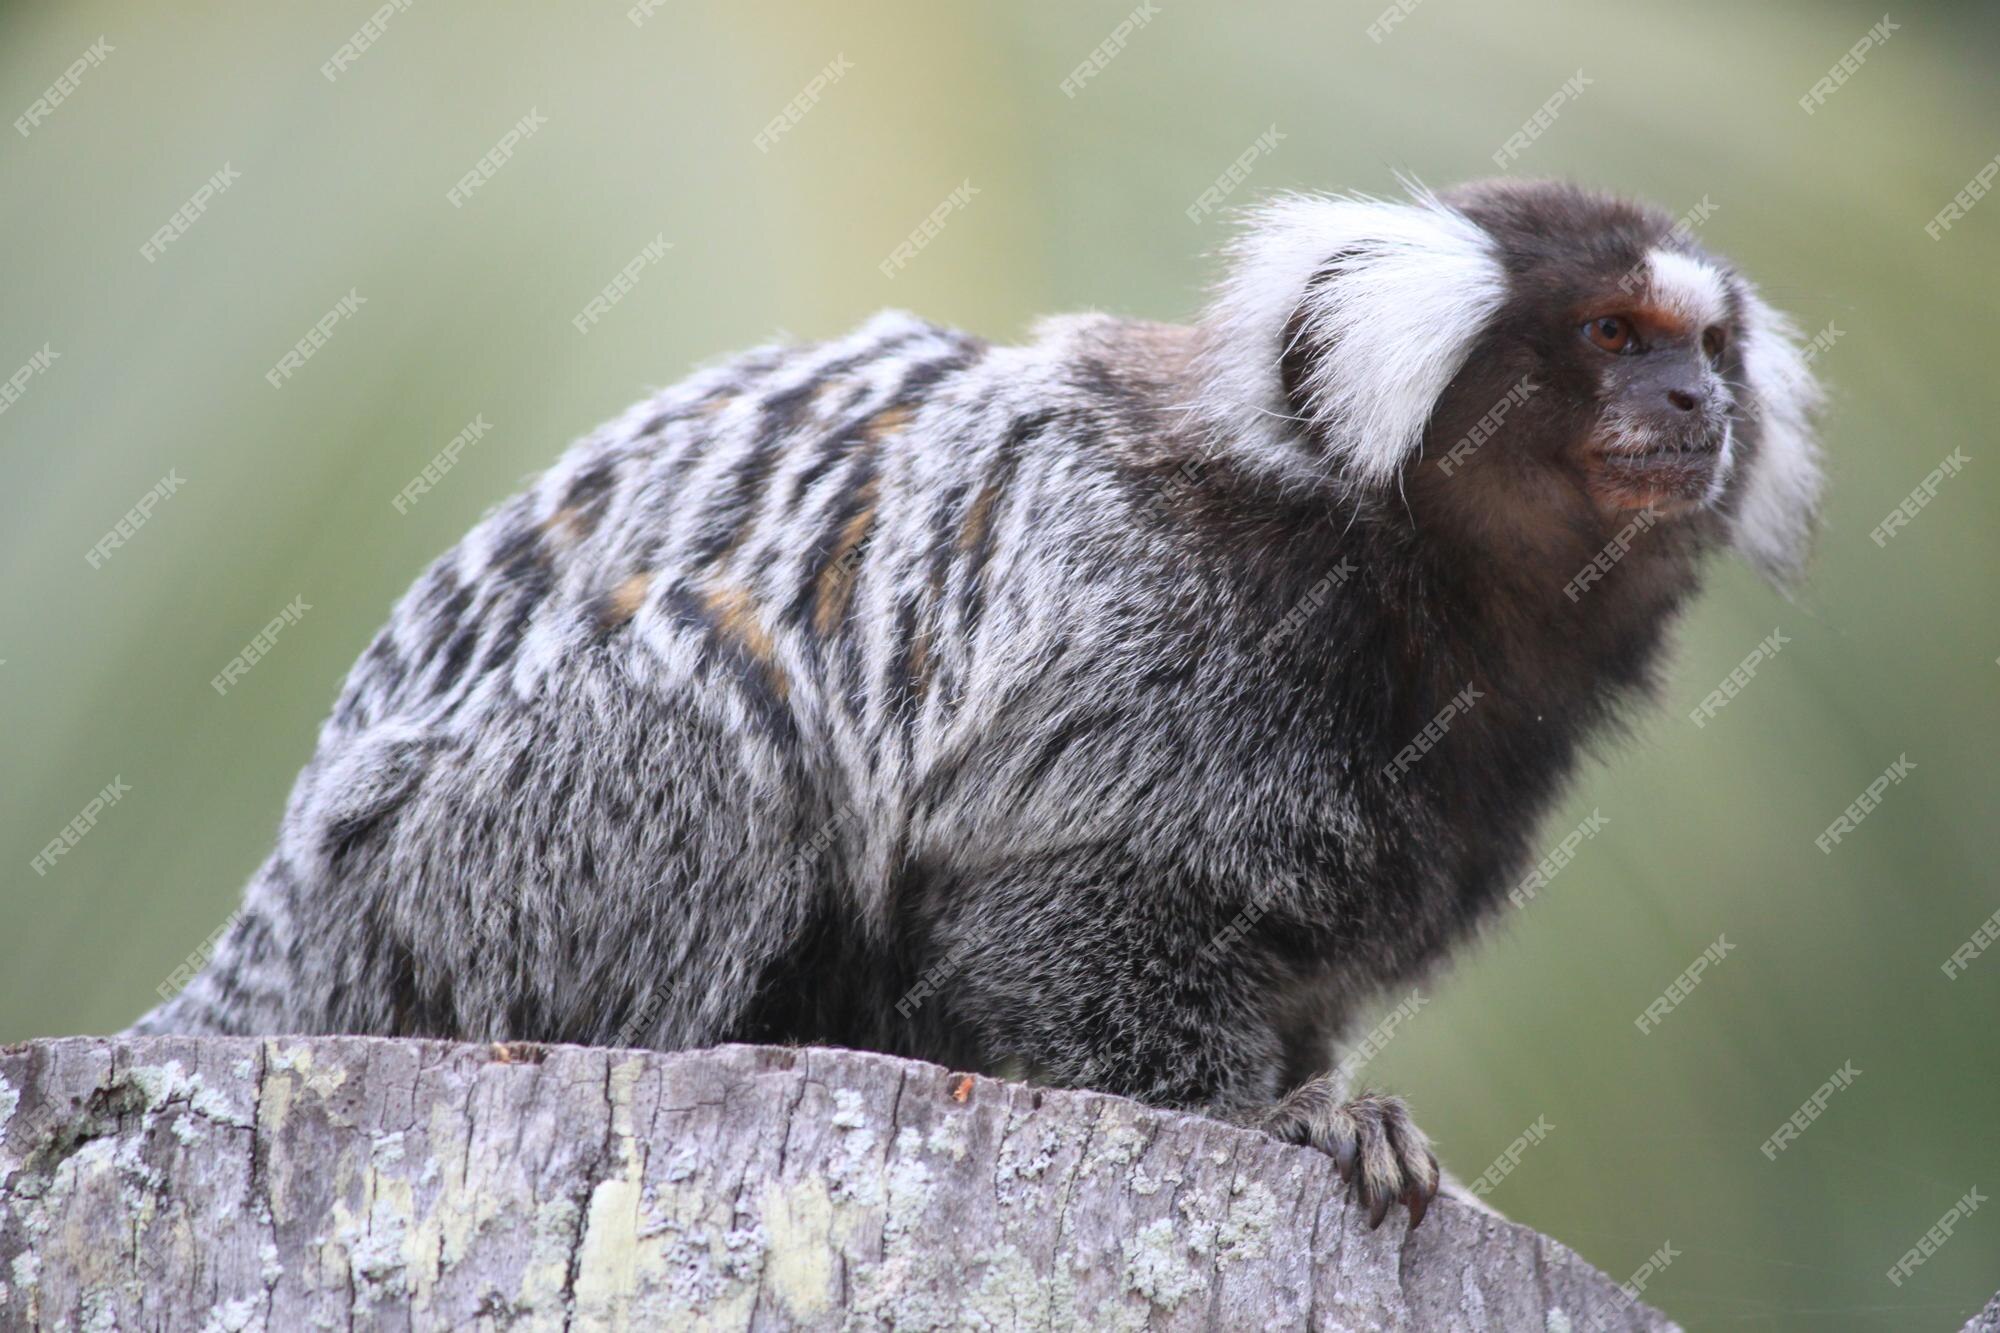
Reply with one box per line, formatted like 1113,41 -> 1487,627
1255,1085 -> 1440,1229
1403,1171 -> 1431,1229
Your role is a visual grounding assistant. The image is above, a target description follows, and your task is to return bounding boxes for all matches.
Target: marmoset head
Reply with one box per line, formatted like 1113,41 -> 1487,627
1199,177 -> 1823,585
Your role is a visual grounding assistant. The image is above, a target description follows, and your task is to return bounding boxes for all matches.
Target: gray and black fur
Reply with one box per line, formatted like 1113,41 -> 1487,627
133,179 -> 1824,1226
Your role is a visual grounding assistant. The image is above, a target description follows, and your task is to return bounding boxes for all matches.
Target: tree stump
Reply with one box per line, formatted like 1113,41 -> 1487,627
0,1035 -> 1680,1330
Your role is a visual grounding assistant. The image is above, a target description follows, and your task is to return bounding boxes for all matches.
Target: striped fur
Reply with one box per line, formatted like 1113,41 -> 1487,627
132,179 -> 1822,1223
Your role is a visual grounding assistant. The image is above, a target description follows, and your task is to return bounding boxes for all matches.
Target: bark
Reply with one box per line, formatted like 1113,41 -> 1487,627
0,1036 -> 1678,1331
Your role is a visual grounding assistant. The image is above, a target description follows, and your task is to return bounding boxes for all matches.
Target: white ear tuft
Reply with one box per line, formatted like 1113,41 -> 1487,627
1731,285 -> 1826,586
1197,193 -> 1509,487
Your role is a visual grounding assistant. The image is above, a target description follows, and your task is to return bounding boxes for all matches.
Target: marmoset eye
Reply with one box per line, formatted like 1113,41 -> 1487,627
1583,315 -> 1635,353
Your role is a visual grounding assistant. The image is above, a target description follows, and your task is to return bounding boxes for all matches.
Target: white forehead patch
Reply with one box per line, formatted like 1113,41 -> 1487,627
1645,249 -> 1730,327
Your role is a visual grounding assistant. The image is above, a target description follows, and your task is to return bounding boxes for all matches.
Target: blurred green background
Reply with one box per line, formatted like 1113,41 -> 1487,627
3,2 -> 1995,1326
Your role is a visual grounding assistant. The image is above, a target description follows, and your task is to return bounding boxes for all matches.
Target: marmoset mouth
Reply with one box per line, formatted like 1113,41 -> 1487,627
1589,436 -> 1724,513
1601,438 -> 1722,462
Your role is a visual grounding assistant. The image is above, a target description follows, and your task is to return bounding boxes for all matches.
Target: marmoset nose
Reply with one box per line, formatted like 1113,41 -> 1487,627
1665,387 -> 1699,413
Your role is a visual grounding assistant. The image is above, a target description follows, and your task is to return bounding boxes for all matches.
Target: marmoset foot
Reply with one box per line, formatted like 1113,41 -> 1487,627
1240,1080 -> 1441,1229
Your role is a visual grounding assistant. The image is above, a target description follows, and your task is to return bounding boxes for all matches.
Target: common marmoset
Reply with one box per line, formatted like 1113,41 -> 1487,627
133,179 -> 1823,1228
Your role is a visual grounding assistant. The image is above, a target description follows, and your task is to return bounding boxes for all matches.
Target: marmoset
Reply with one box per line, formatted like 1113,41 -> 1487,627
133,178 -> 1823,1227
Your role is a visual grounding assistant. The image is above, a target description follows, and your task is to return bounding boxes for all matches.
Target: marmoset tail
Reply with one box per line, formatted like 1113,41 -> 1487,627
133,178 -> 1823,1226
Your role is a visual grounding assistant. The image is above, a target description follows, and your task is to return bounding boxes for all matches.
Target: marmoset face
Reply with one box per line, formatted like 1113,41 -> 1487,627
1554,256 -> 1739,519
1411,180 -> 1787,543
